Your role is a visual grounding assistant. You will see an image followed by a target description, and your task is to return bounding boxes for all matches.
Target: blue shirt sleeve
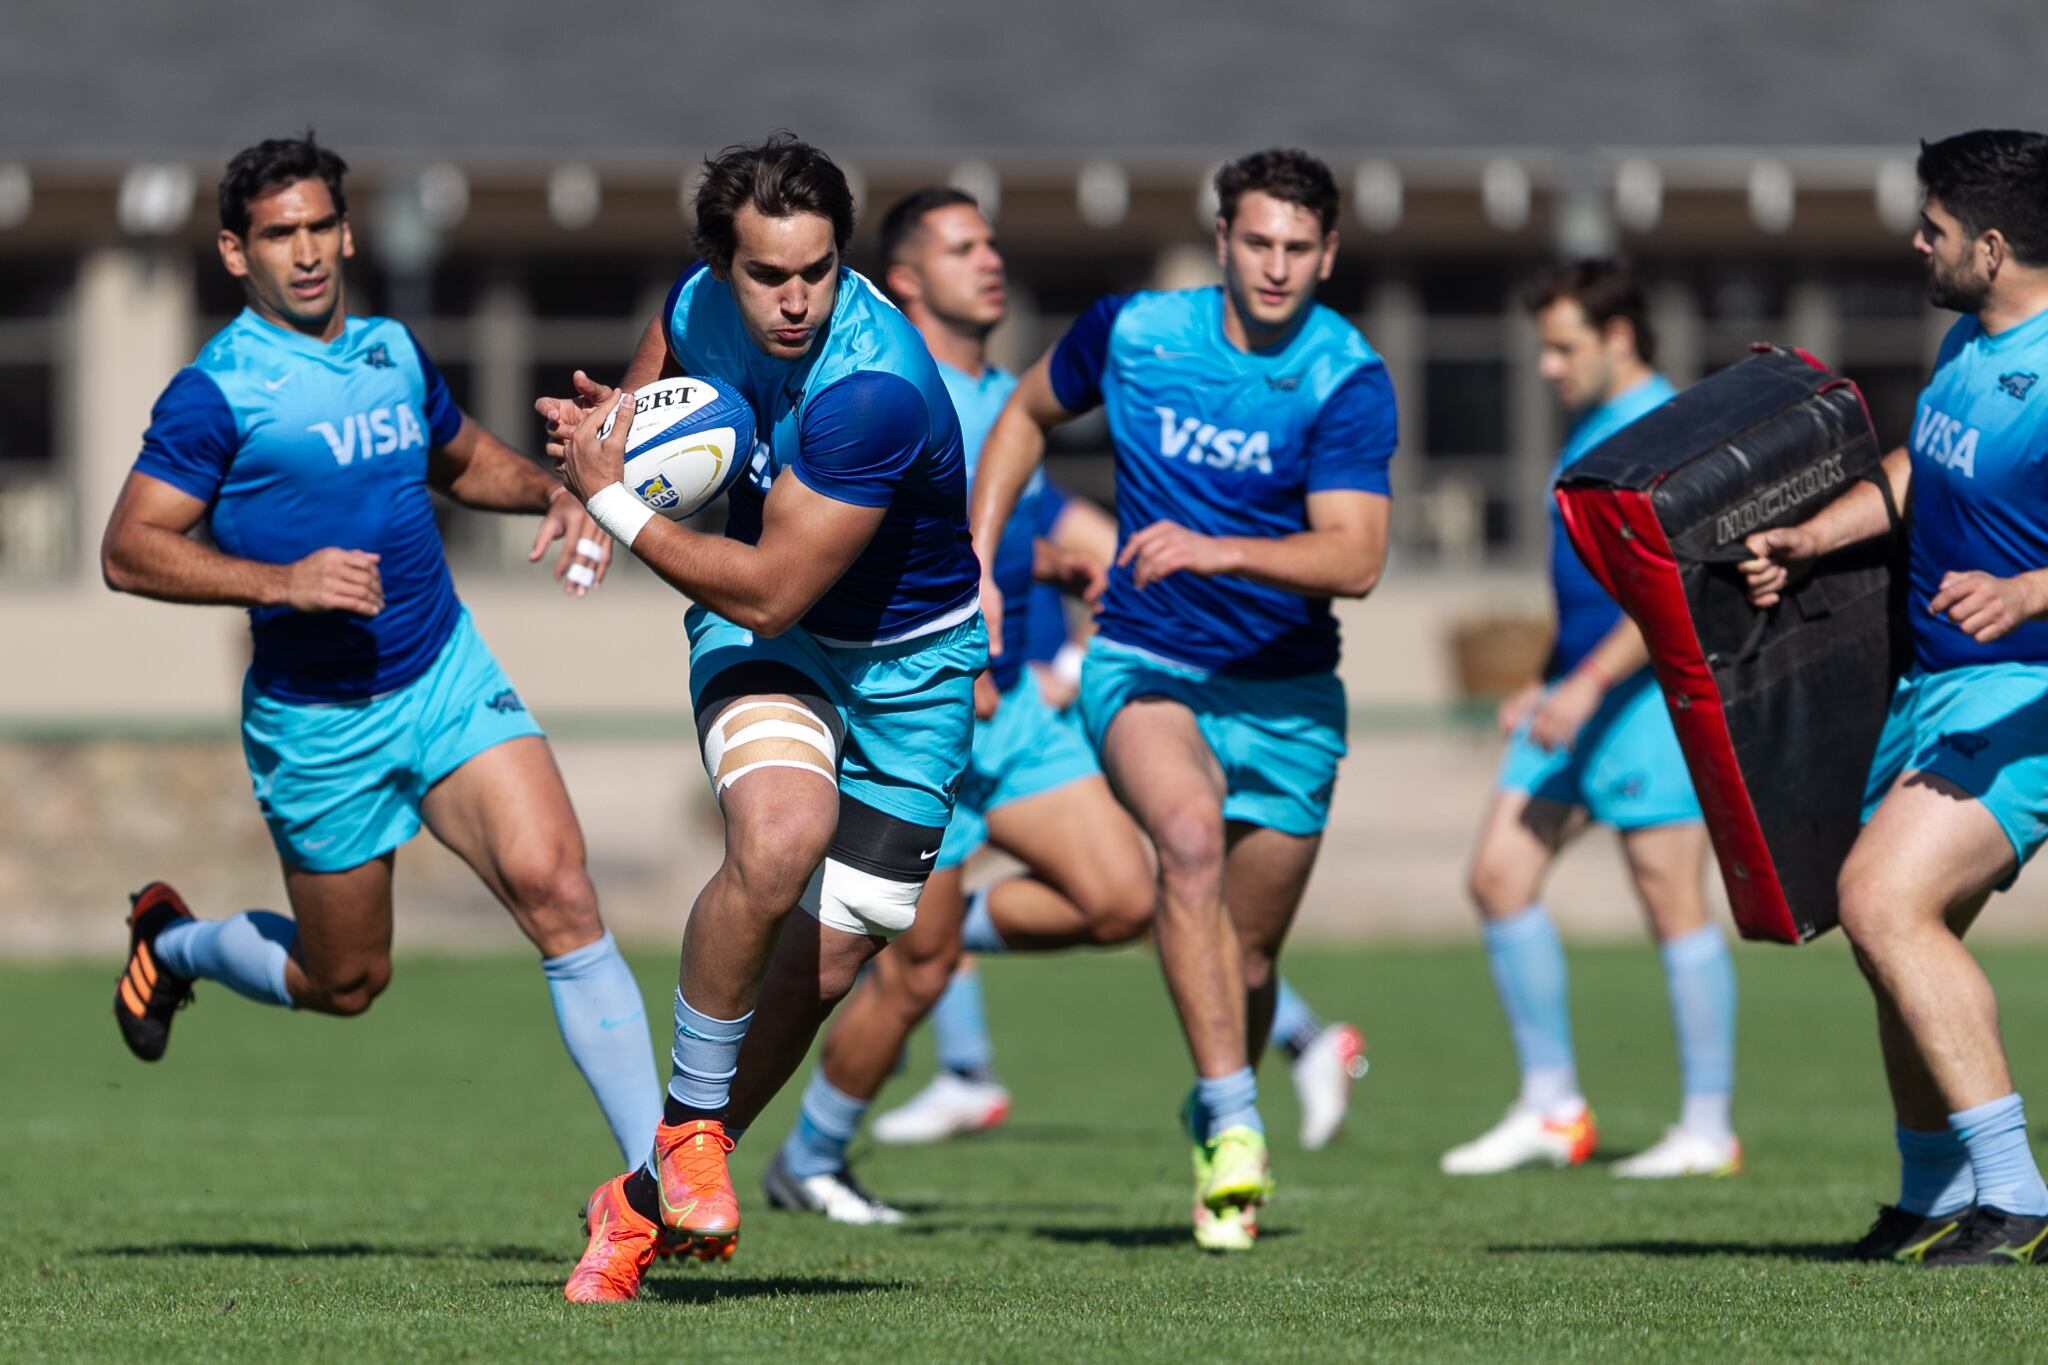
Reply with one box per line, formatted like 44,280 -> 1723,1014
1305,363 -> 1398,496
792,371 -> 930,508
1047,293 -> 1133,413
402,325 -> 464,448
132,368 -> 238,504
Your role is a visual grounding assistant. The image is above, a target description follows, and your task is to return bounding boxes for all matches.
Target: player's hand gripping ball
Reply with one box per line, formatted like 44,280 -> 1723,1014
580,375 -> 757,521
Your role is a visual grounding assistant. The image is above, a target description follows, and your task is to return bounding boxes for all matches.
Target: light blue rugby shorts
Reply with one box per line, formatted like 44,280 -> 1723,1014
935,673 -> 1100,870
1497,669 -> 1701,830
1863,661 -> 2048,874
241,608 -> 543,873
685,604 -> 985,832
1076,636 -> 1346,837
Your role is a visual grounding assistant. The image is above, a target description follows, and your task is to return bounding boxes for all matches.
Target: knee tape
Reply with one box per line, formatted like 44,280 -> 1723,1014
702,700 -> 836,794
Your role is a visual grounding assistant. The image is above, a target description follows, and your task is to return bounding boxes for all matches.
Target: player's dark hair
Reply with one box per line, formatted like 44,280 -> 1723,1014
1917,129 -> 2048,267
1214,148 -> 1340,234
1527,258 -> 1658,365
692,133 -> 856,272
218,131 -> 349,237
878,186 -> 979,268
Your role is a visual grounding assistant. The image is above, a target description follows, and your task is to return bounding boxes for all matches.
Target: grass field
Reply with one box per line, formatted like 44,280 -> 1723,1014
10,941 -> 2048,1362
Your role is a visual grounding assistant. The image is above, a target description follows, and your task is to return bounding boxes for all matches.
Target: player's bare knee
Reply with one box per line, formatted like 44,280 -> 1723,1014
725,810 -> 834,909
1467,857 -> 1531,919
1151,807 -> 1225,884
504,858 -> 602,949
301,958 -> 391,1017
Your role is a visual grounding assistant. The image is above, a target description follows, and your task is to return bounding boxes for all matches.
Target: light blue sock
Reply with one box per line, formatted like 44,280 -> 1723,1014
931,967 -> 997,1081
665,989 -> 752,1115
1659,924 -> 1737,1141
152,912 -> 295,1007
1950,1093 -> 2048,1215
540,931 -> 662,1168
1269,977 -> 1323,1058
779,1069 -> 870,1179
959,887 -> 1007,955
1897,1124 -> 1976,1216
1482,903 -> 1579,1113
1194,1067 -> 1262,1140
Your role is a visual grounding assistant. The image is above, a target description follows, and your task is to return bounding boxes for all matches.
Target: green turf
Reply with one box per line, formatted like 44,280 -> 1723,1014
10,942 -> 2048,1362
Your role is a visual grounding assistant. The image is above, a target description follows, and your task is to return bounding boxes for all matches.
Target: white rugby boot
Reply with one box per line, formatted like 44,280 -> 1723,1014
1610,1126 -> 1743,1178
1439,1100 -> 1598,1174
870,1071 -> 1011,1145
762,1150 -> 906,1225
1292,1022 -> 1368,1151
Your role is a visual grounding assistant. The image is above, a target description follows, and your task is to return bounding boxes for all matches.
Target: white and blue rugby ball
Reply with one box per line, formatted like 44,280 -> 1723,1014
598,375 -> 755,521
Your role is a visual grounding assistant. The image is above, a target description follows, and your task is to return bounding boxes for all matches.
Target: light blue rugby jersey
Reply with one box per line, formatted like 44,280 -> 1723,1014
938,358 -> 1042,689
1048,286 -> 1397,677
1546,373 -> 1676,678
1908,306 -> 2048,672
132,309 -> 465,703
663,264 -> 980,645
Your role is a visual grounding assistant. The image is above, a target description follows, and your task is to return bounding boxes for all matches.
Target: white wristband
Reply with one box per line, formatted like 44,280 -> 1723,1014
586,483 -> 656,548
1052,640 -> 1086,686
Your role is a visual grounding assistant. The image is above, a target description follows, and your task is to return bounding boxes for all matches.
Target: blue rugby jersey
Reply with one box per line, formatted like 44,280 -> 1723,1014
132,310 -> 465,703
1024,479 -> 1074,667
1546,373 -> 1677,678
663,264 -> 980,646
939,358 -> 1043,688
1908,306 -> 2048,671
1048,287 -> 1397,677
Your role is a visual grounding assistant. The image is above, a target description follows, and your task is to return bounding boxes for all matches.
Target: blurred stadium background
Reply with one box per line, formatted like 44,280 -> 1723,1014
5,1 -> 2044,951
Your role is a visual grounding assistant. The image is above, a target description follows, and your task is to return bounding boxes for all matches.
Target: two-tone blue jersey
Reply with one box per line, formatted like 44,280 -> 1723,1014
1546,373 -> 1677,678
132,309 -> 465,703
663,264 -> 980,646
1048,286 -> 1396,677
1908,307 -> 2048,672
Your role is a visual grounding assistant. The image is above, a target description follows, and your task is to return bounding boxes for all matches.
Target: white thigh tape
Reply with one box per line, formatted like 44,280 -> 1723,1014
703,701 -> 836,792
799,857 -> 923,939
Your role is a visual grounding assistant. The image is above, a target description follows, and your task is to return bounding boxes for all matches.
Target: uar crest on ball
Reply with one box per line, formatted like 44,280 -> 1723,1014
597,374 -> 756,522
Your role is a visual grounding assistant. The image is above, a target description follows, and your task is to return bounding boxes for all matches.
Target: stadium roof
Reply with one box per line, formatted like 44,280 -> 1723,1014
4,0 -> 2036,165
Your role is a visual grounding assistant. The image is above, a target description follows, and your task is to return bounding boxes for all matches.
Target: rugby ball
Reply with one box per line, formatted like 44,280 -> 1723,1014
598,375 -> 755,521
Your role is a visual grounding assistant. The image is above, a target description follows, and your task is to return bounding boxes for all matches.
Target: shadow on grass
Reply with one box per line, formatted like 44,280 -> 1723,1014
1033,1223 -> 1298,1249
496,1276 -> 907,1304
93,1241 -> 557,1262
1490,1239 -> 1845,1262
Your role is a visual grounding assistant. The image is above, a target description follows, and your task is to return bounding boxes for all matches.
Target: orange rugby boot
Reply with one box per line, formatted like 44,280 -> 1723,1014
650,1118 -> 741,1261
114,882 -> 197,1062
565,1175 -> 659,1303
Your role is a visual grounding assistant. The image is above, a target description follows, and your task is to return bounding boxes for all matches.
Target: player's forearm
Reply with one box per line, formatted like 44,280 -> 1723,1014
1802,446 -> 1911,555
444,444 -> 564,514
625,518 -> 805,635
621,317 -> 672,389
102,524 -> 288,608
1212,529 -> 1385,599
1578,618 -> 1652,687
970,407 -> 1049,568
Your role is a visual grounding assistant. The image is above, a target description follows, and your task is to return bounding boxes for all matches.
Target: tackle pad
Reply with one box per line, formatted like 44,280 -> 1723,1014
1555,346 -> 1905,943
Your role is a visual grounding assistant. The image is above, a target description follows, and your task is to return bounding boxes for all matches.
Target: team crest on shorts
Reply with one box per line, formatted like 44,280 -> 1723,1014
484,689 -> 526,715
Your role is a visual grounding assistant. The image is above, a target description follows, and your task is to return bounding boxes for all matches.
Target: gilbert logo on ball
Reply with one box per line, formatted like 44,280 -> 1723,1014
597,375 -> 756,521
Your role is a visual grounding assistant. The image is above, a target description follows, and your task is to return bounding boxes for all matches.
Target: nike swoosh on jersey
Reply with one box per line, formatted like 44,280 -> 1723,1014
264,372 -> 294,391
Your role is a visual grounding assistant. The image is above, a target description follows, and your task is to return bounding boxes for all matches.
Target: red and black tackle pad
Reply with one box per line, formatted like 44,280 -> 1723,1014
1555,346 -> 1905,943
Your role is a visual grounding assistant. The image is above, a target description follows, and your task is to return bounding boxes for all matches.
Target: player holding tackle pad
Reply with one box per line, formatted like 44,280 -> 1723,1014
1740,130 -> 2048,1266
538,135 -> 986,1301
